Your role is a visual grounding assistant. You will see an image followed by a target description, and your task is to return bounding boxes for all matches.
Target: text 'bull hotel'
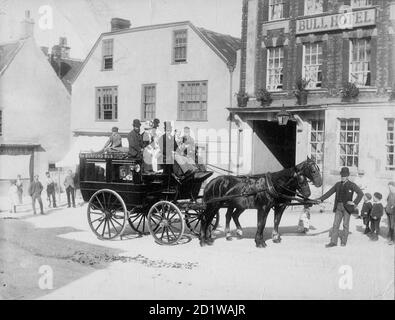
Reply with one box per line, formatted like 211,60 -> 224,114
231,0 -> 395,194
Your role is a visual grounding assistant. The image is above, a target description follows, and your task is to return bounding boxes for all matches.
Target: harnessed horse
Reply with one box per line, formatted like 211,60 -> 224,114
200,157 -> 322,247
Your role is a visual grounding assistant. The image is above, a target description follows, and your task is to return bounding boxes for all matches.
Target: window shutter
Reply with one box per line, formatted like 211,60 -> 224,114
298,0 -> 304,16
283,0 -> 290,18
321,41 -> 328,88
263,0 -> 269,22
262,48 -> 268,89
342,39 -> 350,85
370,37 -> 377,87
296,43 -> 303,81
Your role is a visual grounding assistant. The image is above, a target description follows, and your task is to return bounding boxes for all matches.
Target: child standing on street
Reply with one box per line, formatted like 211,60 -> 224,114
370,192 -> 384,241
385,181 -> 395,245
360,193 -> 373,234
298,204 -> 311,234
8,180 -> 18,213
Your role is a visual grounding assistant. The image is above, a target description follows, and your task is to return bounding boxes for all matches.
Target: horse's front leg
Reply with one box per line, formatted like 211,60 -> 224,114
273,204 -> 286,243
232,208 -> 245,239
255,206 -> 270,248
225,207 -> 234,241
200,205 -> 212,247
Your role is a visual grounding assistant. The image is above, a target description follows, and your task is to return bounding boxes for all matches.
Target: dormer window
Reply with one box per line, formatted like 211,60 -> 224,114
173,29 -> 187,63
304,0 -> 323,15
102,39 -> 114,70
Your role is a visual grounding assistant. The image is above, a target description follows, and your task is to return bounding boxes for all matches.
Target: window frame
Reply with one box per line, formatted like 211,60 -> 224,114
386,118 -> 395,171
349,38 -> 371,87
338,118 -> 360,169
102,38 -> 114,71
177,80 -> 208,122
95,86 -> 118,122
141,84 -> 157,121
172,29 -> 188,64
266,46 -> 284,91
309,119 -> 325,171
268,0 -> 284,21
304,0 -> 324,16
302,42 -> 323,89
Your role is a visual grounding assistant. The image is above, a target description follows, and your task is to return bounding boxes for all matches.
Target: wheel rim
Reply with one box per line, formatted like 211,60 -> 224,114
185,210 -> 219,236
87,189 -> 127,240
128,207 -> 150,235
148,201 -> 184,245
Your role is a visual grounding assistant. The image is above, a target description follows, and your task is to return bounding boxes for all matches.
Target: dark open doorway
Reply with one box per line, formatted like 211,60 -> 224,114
253,120 -> 296,168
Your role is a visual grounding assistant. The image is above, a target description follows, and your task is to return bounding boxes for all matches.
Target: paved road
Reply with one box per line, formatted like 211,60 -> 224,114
0,203 -> 394,300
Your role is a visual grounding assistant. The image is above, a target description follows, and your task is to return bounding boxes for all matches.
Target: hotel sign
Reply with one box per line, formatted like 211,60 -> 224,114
296,8 -> 376,35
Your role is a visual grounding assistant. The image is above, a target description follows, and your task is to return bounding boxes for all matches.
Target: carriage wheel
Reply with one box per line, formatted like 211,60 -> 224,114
185,209 -> 219,236
87,189 -> 127,240
128,207 -> 150,235
147,201 -> 185,245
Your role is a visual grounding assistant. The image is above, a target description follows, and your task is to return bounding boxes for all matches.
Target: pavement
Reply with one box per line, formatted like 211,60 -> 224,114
0,200 -> 394,300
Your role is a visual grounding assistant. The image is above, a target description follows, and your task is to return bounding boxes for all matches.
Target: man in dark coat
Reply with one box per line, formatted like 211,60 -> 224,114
157,121 -> 179,174
29,175 -> 44,215
128,119 -> 144,161
319,167 -> 363,247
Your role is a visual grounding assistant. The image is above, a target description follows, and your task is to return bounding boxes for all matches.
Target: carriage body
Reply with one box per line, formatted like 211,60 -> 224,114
79,151 -> 217,244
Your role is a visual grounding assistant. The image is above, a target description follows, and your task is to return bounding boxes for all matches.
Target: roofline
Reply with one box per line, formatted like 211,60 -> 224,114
0,40 -> 25,77
71,21 -> 239,84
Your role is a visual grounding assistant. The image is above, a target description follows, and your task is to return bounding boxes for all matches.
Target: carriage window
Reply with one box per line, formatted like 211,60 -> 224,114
84,161 -> 106,181
339,119 -> 360,168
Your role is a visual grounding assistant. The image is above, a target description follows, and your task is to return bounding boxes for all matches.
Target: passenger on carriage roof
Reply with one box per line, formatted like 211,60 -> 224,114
103,127 -> 122,151
128,119 -> 144,161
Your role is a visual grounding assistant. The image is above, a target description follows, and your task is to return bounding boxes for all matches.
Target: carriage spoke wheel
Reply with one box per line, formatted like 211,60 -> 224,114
87,189 -> 127,240
128,207 -> 150,235
185,209 -> 219,236
148,201 -> 185,245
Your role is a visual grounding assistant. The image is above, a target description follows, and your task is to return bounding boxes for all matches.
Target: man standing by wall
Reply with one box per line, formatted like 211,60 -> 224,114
64,170 -> 76,208
29,175 -> 44,215
45,172 -> 56,208
128,119 -> 144,161
319,167 -> 363,247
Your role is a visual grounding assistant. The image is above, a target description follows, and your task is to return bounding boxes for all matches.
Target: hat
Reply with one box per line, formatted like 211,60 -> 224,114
133,119 -> 141,127
389,181 -> 395,187
364,193 -> 372,200
111,126 -> 119,132
340,167 -> 350,177
373,192 -> 382,200
153,118 -> 160,125
164,121 -> 172,130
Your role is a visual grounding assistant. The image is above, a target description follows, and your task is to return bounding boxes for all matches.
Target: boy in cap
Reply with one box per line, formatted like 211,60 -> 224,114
128,119 -> 144,161
103,127 -> 122,151
385,181 -> 395,245
360,193 -> 373,234
319,167 -> 363,247
370,192 -> 384,241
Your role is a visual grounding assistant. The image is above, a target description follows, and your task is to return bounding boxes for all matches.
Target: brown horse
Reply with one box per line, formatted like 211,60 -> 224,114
200,158 -> 322,247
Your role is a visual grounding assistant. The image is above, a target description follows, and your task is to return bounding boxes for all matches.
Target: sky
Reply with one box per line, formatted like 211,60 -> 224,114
0,0 -> 243,59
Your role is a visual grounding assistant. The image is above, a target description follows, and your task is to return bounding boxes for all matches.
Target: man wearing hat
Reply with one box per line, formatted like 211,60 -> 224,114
103,127 -> 122,151
319,167 -> 364,247
157,121 -> 178,174
128,119 -> 144,161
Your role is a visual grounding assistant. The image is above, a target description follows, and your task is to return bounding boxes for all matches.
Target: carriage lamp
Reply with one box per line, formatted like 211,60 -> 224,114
276,105 -> 291,126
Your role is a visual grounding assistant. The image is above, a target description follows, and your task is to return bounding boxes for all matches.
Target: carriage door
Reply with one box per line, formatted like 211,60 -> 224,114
253,120 -> 296,172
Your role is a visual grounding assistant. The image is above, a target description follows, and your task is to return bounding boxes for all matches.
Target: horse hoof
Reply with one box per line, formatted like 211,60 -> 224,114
226,236 -> 233,241
273,239 -> 280,243
199,241 -> 206,247
206,238 -> 214,245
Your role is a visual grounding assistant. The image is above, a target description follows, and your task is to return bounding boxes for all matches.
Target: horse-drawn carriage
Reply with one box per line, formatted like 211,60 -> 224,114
79,150 -> 219,245
80,149 -> 322,247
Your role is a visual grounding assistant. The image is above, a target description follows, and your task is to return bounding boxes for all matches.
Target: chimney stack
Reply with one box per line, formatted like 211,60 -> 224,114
51,37 -> 70,60
20,10 -> 34,39
111,18 -> 131,32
